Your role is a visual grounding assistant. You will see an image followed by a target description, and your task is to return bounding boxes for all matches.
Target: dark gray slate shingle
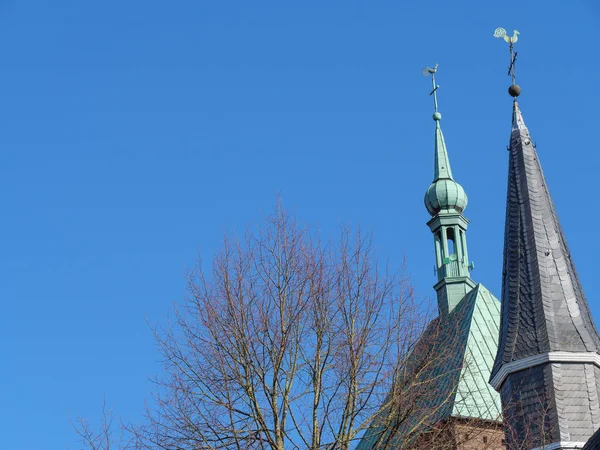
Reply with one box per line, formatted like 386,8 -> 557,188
492,101 -> 600,448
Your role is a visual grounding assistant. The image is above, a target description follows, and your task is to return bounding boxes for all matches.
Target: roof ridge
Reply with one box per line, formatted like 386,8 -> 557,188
452,286 -> 502,420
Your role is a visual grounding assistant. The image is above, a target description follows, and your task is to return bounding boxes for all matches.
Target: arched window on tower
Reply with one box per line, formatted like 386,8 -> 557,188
459,229 -> 469,266
445,228 -> 457,261
435,231 -> 443,268
443,228 -> 459,277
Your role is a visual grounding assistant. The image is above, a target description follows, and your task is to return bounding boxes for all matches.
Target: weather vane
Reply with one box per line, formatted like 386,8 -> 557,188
422,63 -> 441,119
494,28 -> 521,97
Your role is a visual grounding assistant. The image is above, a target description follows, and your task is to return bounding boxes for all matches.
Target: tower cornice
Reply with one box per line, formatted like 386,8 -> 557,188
490,351 -> 600,390
427,213 -> 470,233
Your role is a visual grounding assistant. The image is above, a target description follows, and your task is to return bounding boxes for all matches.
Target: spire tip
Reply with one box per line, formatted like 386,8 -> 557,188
423,63 -> 440,115
494,28 -> 521,95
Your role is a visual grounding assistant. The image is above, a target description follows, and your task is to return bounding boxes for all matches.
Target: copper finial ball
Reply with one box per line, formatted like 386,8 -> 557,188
508,84 -> 521,97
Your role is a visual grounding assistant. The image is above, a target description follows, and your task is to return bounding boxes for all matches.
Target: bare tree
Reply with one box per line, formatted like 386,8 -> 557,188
130,203 -> 427,450
500,378 -> 557,450
360,303 -> 506,450
77,203 -> 496,450
73,399 -> 129,450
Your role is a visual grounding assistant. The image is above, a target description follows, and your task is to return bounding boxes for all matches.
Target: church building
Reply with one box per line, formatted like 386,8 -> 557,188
359,31 -> 600,450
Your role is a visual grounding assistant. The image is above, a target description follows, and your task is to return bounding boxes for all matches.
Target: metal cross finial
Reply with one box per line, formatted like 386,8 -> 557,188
494,28 -> 520,84
422,64 -> 440,113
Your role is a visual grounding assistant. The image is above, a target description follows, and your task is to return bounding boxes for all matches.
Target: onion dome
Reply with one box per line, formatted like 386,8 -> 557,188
425,178 -> 468,216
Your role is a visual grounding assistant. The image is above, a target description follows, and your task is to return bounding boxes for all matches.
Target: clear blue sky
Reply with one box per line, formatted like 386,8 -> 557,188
0,1 -> 598,448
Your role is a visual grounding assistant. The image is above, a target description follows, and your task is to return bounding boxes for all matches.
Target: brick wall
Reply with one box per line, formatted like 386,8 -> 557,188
403,418 -> 505,449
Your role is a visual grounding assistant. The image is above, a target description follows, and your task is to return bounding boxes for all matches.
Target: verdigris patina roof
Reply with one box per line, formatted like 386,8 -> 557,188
357,283 -> 501,449
453,285 -> 502,420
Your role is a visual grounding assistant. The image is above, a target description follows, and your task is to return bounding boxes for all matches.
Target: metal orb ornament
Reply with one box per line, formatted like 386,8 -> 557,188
508,84 -> 521,97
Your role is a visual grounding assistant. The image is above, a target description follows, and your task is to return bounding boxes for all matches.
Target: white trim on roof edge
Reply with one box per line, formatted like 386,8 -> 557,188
490,352 -> 600,390
530,441 -> 586,450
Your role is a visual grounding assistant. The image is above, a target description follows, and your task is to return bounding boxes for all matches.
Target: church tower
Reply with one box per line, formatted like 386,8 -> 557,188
490,38 -> 600,449
357,65 -> 504,449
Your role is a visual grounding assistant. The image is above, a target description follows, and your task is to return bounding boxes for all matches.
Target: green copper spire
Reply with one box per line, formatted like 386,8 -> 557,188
433,118 -> 454,181
422,64 -> 472,315
423,66 -> 467,217
425,64 -> 454,182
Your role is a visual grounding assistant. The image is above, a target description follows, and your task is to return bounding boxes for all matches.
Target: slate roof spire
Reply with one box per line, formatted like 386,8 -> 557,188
422,65 -> 472,315
490,97 -> 600,449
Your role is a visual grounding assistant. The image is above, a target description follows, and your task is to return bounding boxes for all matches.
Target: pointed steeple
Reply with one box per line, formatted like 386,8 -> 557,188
493,100 -> 600,366
433,118 -> 453,181
422,65 -> 472,315
491,99 -> 600,448
425,114 -> 468,218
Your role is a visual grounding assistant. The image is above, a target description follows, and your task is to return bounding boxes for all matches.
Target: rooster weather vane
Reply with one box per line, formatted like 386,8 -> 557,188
494,28 -> 521,97
422,63 -> 441,118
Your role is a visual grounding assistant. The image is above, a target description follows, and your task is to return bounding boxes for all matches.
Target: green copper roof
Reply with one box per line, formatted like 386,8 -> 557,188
357,284 -> 501,448
424,178 -> 468,217
452,285 -> 502,420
